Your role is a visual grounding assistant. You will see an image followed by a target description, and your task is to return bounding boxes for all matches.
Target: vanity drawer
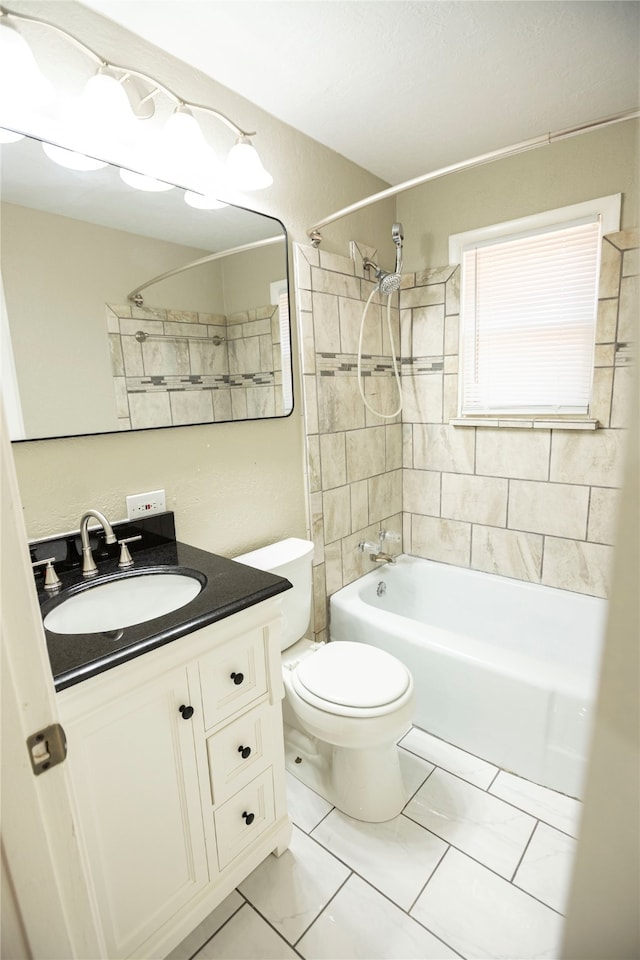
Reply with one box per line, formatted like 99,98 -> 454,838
214,768 -> 275,870
198,627 -> 268,730
207,703 -> 275,805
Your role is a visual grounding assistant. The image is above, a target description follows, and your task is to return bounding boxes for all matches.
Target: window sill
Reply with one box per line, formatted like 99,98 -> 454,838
450,418 -> 599,431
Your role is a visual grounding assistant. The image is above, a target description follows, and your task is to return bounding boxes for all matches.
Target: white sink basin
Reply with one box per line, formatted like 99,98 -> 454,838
44,572 -> 203,635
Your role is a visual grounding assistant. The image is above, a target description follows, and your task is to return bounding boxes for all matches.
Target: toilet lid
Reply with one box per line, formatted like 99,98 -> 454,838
294,641 -> 410,708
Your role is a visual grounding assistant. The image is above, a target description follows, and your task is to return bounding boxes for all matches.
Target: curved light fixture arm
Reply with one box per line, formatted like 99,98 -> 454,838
127,235 -> 285,305
0,5 -> 255,138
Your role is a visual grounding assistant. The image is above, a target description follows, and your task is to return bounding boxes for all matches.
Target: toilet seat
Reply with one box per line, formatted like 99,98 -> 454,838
290,641 -> 412,718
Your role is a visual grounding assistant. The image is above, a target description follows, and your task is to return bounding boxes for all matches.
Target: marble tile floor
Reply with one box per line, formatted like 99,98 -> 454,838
168,726 -> 582,960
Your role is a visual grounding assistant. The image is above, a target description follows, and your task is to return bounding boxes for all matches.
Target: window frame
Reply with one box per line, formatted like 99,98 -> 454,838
449,194 -> 621,428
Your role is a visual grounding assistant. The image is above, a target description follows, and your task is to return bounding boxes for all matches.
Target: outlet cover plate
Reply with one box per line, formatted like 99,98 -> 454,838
126,489 -> 166,519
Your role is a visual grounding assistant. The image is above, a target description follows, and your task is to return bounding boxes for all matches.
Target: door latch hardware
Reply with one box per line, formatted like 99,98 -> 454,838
26,724 -> 67,775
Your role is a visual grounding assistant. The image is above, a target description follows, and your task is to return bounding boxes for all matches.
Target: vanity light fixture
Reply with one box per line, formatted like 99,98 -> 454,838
0,5 -> 273,198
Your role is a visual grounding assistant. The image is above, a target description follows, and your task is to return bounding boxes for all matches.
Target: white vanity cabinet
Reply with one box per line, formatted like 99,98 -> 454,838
57,598 -> 291,960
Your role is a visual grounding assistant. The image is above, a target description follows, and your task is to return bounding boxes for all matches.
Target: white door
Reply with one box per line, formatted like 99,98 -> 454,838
0,406 -> 103,959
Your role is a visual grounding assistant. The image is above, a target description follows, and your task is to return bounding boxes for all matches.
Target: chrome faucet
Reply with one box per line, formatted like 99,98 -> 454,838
80,509 -> 117,577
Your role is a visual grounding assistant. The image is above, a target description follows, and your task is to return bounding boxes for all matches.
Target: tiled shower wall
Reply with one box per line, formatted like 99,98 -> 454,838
107,301 -> 283,429
295,228 -> 638,639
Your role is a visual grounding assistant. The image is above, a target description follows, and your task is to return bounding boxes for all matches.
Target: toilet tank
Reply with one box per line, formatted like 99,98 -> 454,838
233,538 -> 314,651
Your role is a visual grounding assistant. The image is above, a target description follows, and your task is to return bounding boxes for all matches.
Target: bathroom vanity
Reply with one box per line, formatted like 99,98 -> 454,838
33,515 -> 293,959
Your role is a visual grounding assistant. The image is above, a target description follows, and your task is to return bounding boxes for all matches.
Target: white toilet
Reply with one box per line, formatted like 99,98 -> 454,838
234,538 -> 414,822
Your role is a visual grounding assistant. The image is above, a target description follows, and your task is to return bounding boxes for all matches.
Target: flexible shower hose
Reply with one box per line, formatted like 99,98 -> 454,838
357,285 -> 403,418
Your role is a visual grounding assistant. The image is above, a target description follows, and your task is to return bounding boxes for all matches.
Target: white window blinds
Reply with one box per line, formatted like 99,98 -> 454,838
459,218 -> 601,416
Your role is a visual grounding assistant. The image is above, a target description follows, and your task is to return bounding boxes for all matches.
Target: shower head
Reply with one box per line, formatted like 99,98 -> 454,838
363,258 -> 401,294
378,270 -> 401,294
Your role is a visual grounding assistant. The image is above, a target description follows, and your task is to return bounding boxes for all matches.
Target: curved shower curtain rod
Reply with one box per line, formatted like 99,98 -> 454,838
307,109 -> 640,245
127,234 -> 285,305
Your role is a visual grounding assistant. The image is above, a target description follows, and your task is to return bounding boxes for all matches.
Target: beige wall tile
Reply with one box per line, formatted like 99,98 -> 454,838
471,525 -> 543,582
618,274 -> 639,343
303,374 -> 319,434
298,310 -> 316,374
588,486 -> 621,545
313,563 -> 328,634
411,304 -> 445,356
381,306 -> 401,358
311,292 -> 340,352
364,375 -> 402,424
598,239 -> 622,299
509,480 -> 589,539
306,434 -> 321,494
611,366 -> 636,428
385,423 -> 403,470
443,374 -> 459,422
317,376 -> 365,433
403,468 -> 440,516
128,392 -> 171,429
350,479 -> 369,531
340,296 -> 382,354
400,284 -> 446,309
319,250 -> 355,275
606,227 -> 640,251
542,537 -> 613,598
368,469 -> 402,523
596,299 -> 618,344
323,485 -> 351,543
411,514 -> 471,566
414,423 -> 475,473
442,472 -> 508,526
346,426 -> 386,482
320,431 -> 346,489
550,429 -> 627,487
476,427 -> 550,480
403,423 -> 414,468
444,313 -> 459,355
212,390 -> 232,422
445,269 -> 460,315
623,248 -> 640,277
294,243 -> 316,290
590,365 -> 614,427
169,390 -> 213,426
309,490 -> 325,565
402,374 -> 443,424
414,266 -> 455,286
311,266 -> 361,299
324,540 -> 344,597
340,524 -> 385,586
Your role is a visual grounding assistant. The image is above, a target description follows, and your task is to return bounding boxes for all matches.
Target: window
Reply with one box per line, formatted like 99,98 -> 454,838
450,195 -> 621,422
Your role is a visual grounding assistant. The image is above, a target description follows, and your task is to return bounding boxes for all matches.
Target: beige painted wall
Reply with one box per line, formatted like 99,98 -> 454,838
397,119 -> 639,270
7,0 -> 394,555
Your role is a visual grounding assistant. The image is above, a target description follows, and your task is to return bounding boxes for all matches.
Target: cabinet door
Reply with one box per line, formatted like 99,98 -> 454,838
66,668 -> 208,959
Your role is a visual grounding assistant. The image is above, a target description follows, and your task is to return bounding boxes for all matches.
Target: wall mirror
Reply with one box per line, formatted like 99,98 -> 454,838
1,131 -> 293,441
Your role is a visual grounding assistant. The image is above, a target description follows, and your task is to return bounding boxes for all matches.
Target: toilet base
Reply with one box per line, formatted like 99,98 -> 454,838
283,722 -> 409,822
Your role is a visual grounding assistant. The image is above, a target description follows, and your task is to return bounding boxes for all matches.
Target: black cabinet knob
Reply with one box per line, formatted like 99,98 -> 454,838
242,811 -> 255,825
238,745 -> 252,759
178,704 -> 194,720
230,671 -> 244,685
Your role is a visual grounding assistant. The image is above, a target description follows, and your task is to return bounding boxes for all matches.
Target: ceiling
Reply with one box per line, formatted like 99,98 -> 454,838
80,0 -> 640,186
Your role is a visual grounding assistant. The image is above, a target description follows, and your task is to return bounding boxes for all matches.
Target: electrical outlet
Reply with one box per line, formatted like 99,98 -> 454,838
126,489 -> 166,519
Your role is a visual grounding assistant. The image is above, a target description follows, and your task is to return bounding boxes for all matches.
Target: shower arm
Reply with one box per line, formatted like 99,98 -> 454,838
126,234 -> 285,305
306,108 -> 640,245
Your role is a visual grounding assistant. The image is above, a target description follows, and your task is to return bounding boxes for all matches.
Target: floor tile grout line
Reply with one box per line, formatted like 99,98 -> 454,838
509,817 -> 539,883
186,898 -> 249,960
412,760 -> 581,840
407,841 -> 451,914
398,744 -> 499,793
291,870 -> 353,950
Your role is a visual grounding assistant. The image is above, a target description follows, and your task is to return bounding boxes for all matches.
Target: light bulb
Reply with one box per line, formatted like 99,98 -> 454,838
0,127 -> 24,144
225,135 -> 273,190
0,20 -> 54,110
119,168 -> 175,192
184,191 -> 227,210
80,67 -> 138,144
42,142 -> 108,171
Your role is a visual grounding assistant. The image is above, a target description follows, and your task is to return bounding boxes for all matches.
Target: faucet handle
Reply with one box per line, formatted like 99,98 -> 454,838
379,529 -> 401,544
31,557 -> 62,593
117,535 -> 142,569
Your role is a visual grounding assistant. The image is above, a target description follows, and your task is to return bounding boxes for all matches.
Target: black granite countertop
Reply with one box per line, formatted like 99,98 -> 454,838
33,516 -> 291,692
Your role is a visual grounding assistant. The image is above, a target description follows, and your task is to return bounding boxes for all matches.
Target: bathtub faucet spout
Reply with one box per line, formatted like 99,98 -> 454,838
371,551 -> 396,565
358,532 -> 398,564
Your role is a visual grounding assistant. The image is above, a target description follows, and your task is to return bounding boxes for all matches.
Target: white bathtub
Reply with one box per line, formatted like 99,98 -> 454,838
329,555 -> 607,798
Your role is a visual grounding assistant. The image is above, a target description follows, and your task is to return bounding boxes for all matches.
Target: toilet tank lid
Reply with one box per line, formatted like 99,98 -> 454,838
234,537 -> 314,571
